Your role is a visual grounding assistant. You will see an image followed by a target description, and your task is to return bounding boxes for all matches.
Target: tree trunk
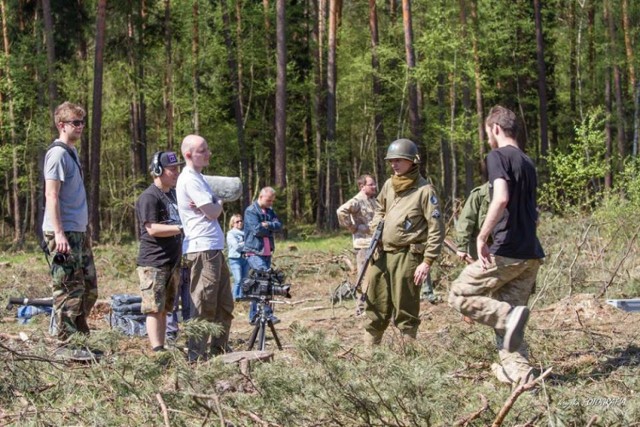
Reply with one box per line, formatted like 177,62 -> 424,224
192,1 -> 200,134
604,69 -> 613,190
312,0 -> 326,229
163,0 -> 174,150
401,0 -> 422,159
1,0 -> 23,247
369,0 -> 387,186
90,0 -> 107,243
40,0 -> 57,120
459,0 -> 475,194
275,0 -> 287,190
470,0 -> 485,178
325,0 -> 339,230
437,73 -> 451,203
605,0 -> 626,164
533,0 -> 549,156
389,0 -> 398,24
220,0 -> 250,208
127,2 -> 146,182
622,0 -> 638,156
449,70 -> 457,204
568,0 -> 577,131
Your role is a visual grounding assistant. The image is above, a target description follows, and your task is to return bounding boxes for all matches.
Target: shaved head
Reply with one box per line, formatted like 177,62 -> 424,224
181,134 -> 205,156
181,134 -> 210,171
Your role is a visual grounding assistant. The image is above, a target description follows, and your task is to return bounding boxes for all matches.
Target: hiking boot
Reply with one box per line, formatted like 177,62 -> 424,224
503,306 -> 530,353
269,315 -> 280,325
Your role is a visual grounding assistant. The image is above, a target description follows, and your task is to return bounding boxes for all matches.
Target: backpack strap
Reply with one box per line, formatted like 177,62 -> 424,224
46,141 -> 83,177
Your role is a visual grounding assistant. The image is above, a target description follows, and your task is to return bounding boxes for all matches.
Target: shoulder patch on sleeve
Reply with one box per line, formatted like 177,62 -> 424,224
432,209 -> 441,219
430,194 -> 439,206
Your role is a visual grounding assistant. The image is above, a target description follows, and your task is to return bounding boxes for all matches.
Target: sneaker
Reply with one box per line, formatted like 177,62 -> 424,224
54,346 -> 101,362
503,306 -> 530,353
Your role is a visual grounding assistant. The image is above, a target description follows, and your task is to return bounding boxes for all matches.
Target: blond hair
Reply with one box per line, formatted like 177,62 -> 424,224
229,213 -> 243,229
54,102 -> 86,125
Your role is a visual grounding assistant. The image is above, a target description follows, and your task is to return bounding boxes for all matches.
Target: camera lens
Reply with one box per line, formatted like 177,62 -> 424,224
52,252 -> 68,265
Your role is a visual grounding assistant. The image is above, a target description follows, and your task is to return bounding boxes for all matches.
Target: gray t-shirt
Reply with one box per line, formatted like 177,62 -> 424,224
42,143 -> 88,233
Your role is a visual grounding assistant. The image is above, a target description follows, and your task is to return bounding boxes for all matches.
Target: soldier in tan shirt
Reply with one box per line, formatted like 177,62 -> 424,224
336,174 -> 379,276
364,139 -> 444,346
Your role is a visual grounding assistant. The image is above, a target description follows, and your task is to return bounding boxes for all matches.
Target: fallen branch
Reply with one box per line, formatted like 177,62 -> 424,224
237,409 -> 280,426
0,342 -> 66,366
289,298 -> 323,306
492,368 -> 553,427
453,394 -> 489,426
299,305 -> 328,311
155,393 -> 170,427
585,415 -> 599,427
181,391 -> 226,426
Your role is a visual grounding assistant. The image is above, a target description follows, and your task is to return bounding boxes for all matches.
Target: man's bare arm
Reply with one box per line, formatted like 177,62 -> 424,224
198,200 -> 223,220
44,179 -> 70,253
477,178 -> 508,266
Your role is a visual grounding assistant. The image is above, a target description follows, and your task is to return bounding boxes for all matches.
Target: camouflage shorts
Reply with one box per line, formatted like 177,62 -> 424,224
136,264 -> 179,314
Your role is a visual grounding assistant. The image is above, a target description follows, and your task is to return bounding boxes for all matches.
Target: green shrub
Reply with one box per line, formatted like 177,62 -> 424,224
540,108 -> 609,214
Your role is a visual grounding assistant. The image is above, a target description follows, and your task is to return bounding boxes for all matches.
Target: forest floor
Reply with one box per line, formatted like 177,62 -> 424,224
1,225 -> 639,426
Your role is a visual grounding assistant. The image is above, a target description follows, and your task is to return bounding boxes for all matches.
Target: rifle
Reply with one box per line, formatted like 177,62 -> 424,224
352,220 -> 384,315
443,238 -> 474,264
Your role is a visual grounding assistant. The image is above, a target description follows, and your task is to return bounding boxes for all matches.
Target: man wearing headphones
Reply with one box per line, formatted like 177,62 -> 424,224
364,139 -> 444,348
135,151 -> 185,352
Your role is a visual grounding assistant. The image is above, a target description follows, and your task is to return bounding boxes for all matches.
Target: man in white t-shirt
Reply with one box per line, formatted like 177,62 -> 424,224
177,134 -> 234,361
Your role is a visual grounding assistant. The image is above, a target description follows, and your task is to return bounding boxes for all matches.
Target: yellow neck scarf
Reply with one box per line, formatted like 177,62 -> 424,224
391,164 -> 420,194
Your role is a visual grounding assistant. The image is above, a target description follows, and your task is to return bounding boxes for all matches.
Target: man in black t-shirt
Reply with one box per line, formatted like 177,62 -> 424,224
135,151 -> 185,352
449,106 -> 545,387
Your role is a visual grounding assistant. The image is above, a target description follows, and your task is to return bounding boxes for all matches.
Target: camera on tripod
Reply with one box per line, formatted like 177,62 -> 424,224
240,268 -> 292,300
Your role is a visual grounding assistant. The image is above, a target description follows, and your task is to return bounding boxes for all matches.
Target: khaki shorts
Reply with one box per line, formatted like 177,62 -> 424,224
137,264 -> 179,314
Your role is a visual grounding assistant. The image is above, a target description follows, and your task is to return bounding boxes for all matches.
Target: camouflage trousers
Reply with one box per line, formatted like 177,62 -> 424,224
44,231 -> 98,341
449,255 -> 542,384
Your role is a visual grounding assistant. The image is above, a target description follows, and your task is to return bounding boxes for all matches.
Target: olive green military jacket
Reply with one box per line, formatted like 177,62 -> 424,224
372,176 -> 444,265
336,191 -> 379,249
455,182 -> 490,259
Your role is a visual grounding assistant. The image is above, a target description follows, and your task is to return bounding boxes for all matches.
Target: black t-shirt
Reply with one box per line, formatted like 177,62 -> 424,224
136,184 -> 182,267
487,146 -> 545,259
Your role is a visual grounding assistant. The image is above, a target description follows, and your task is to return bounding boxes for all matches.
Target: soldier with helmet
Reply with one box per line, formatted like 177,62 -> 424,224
364,138 -> 445,347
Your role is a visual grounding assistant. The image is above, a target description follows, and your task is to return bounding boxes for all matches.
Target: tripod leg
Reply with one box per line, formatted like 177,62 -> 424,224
267,320 -> 283,350
247,321 -> 260,350
258,321 -> 267,351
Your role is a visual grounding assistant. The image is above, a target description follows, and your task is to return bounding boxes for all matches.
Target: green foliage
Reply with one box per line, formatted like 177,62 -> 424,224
540,108 -> 609,214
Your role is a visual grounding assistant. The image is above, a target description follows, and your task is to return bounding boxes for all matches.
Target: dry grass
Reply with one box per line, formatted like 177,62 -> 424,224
1,214 -> 639,426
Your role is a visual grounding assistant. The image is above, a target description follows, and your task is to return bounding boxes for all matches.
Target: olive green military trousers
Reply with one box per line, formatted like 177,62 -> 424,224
364,249 -> 422,342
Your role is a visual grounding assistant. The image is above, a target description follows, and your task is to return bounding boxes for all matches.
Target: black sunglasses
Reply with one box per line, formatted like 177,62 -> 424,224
64,120 -> 85,127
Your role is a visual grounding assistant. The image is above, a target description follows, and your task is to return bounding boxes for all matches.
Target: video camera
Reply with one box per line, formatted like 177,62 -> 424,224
240,268 -> 292,300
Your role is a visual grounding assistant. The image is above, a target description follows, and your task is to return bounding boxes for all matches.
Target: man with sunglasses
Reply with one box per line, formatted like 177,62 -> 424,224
42,102 -> 98,356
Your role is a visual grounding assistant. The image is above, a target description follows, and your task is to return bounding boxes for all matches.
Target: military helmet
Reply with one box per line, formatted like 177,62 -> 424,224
384,138 -> 420,163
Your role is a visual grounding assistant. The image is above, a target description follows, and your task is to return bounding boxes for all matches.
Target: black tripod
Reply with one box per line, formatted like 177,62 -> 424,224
247,297 -> 282,351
